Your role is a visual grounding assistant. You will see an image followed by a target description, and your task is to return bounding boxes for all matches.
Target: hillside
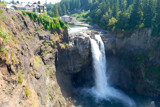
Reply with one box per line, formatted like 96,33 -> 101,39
0,5 -> 71,107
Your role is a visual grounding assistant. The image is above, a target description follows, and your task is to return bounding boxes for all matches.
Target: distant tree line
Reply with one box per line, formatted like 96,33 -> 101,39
47,0 -> 160,35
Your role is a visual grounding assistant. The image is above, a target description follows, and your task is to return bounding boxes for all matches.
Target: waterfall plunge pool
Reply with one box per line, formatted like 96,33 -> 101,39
66,25 -> 160,107
70,34 -> 159,107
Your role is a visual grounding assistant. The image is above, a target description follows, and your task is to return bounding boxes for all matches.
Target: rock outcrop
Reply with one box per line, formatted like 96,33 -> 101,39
0,7 -> 71,107
102,28 -> 160,98
57,33 -> 91,74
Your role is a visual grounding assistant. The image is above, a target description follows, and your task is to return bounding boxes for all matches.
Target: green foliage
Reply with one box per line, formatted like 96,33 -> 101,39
0,1 -> 6,5
71,11 -> 89,22
59,42 -> 68,49
22,11 -> 27,17
21,11 -> 66,31
33,55 -> 42,68
0,9 -> 6,20
0,30 -> 10,40
47,0 -> 160,34
12,16 -> 16,21
0,9 -> 3,15
18,70 -> 23,84
25,88 -> 29,97
43,10 -> 47,16
0,47 -> 5,52
108,17 -> 118,26
43,41 -> 47,46
143,0 -> 154,28
35,28 -> 39,31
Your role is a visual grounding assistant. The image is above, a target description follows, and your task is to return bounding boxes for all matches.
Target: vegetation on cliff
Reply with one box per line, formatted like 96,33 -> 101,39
22,11 -> 67,31
48,0 -> 160,35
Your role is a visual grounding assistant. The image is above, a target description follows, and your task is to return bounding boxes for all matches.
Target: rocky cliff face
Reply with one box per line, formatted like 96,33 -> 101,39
102,28 -> 160,98
57,33 -> 91,74
0,7 -> 72,107
59,28 -> 160,99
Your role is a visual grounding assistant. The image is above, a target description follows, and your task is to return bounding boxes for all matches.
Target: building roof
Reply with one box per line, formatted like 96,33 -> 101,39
7,4 -> 12,8
62,15 -> 70,18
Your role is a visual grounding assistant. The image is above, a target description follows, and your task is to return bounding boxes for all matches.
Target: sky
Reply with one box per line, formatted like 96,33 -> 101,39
5,0 -> 61,4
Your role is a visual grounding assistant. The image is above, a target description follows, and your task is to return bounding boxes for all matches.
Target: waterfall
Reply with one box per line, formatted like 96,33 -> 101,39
90,35 -> 108,95
90,34 -> 136,107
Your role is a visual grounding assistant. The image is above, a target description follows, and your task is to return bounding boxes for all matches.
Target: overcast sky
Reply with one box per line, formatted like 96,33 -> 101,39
5,0 -> 61,4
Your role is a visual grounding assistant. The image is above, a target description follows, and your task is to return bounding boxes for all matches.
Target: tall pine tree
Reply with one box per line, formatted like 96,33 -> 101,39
129,0 -> 142,28
143,0 -> 154,27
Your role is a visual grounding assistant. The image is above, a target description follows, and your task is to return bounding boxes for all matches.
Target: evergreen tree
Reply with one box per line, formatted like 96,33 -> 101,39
53,4 -> 59,17
143,0 -> 154,27
112,0 -> 119,17
46,0 -> 160,34
155,0 -> 160,26
129,0 -> 142,28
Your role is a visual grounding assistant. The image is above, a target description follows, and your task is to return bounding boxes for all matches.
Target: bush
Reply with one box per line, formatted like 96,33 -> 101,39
0,16 -> 6,20
12,16 -> 16,21
18,70 -> 23,83
22,11 -> 27,17
35,28 -> 39,31
21,11 -> 66,31
0,1 -> 6,5
0,9 -> 3,15
0,30 -> 10,40
43,41 -> 47,46
25,88 -> 29,97
59,42 -> 68,49
0,47 -> 5,52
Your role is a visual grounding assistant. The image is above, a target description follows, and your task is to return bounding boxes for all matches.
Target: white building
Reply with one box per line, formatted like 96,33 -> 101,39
61,15 -> 73,23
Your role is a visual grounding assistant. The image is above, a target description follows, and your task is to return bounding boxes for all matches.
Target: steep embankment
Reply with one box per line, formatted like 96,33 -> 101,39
0,6 -> 72,107
103,29 -> 160,98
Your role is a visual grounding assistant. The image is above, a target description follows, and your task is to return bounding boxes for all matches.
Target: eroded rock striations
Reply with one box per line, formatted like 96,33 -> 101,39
0,7 -> 72,107
102,29 -> 160,98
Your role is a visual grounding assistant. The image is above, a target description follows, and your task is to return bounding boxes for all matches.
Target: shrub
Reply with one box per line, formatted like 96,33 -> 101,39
25,88 -> 29,97
18,70 -> 23,83
0,30 -> 10,39
0,9 -> 3,15
0,1 -> 6,7
59,42 -> 68,49
12,16 -> 16,21
0,16 -> 6,20
0,1 -> 6,5
12,36 -> 18,44
35,28 -> 39,31
22,11 -> 27,17
43,41 -> 47,46
0,30 -> 10,44
108,17 -> 118,26
33,56 -> 42,68
0,47 -> 5,52
21,11 -> 66,31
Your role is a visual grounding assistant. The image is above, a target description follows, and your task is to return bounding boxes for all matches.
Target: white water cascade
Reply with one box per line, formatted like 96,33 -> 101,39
90,34 -> 136,107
